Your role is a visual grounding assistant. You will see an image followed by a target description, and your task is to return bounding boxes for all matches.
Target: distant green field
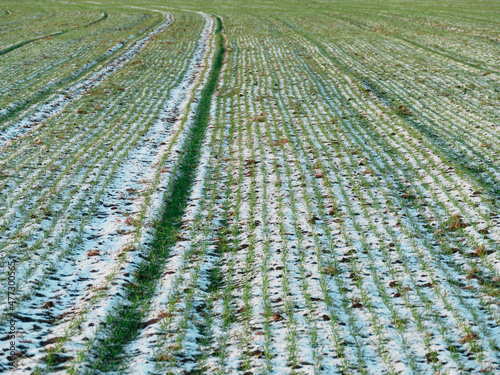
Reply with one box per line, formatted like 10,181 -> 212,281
0,0 -> 499,373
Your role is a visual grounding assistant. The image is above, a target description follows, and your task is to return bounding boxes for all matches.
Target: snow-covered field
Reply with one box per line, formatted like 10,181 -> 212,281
0,0 -> 499,373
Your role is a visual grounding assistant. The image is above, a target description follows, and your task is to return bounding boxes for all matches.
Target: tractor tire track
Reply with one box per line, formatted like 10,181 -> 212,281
0,11 -> 108,57
0,12 -> 170,147
0,12 -> 215,374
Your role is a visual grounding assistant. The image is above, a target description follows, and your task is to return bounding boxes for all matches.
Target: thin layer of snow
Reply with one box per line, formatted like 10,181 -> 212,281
0,12 -> 215,374
0,14 -> 172,149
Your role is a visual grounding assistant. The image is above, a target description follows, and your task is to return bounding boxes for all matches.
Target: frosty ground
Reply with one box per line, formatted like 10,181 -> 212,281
0,0 -> 499,374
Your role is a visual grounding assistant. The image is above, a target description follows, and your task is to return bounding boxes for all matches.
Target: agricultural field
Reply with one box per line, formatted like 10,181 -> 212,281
0,0 -> 499,373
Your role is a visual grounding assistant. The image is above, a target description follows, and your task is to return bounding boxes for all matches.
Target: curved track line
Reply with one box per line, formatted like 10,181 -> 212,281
0,12 -> 215,374
0,12 -> 108,57
0,13 -> 171,150
328,14 -> 500,74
